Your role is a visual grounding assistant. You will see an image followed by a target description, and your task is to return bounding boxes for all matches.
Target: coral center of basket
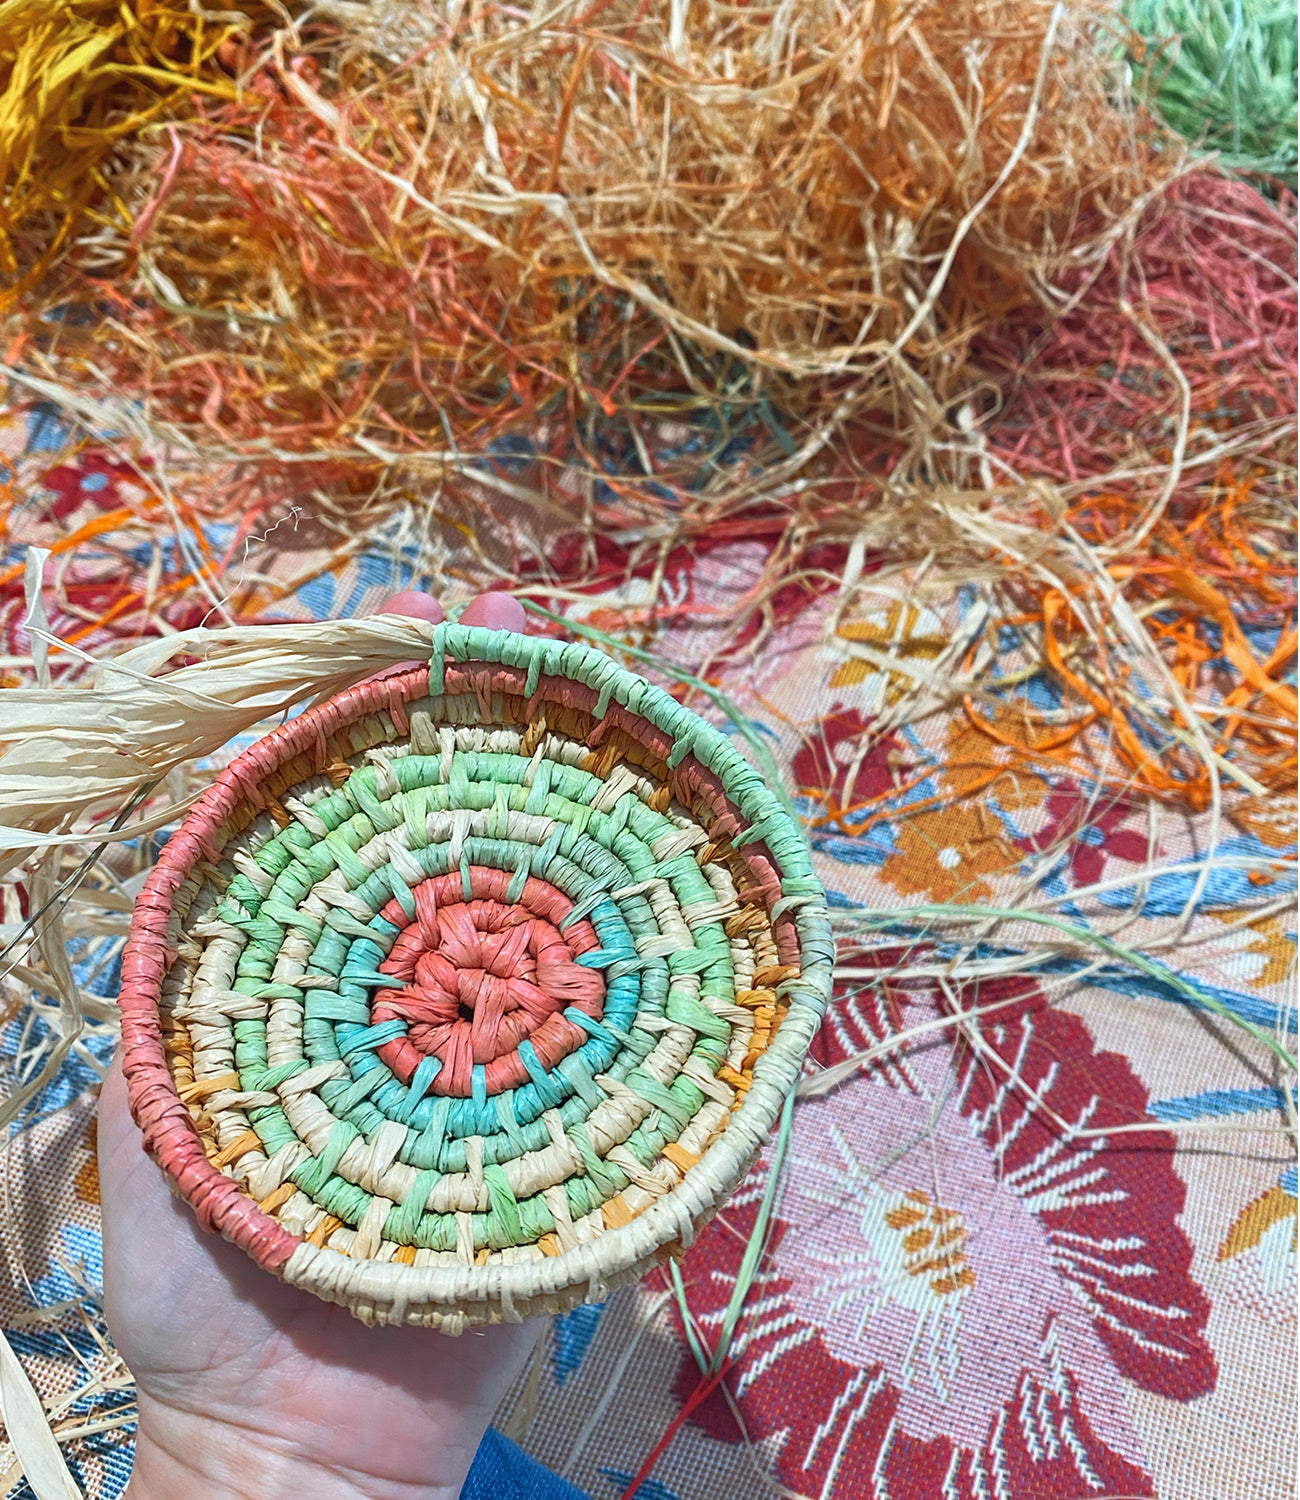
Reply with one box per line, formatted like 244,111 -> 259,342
369,869 -> 606,1099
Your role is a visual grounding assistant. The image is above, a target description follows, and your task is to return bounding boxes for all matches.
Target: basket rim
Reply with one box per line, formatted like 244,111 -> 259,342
119,625 -> 833,1316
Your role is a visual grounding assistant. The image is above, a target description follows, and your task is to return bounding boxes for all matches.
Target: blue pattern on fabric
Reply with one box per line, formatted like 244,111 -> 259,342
809,829 -> 897,866
1016,672 -> 1065,711
85,1428 -> 135,1500
1149,1086 -> 1291,1121
295,571 -> 341,620
1088,966 -> 1298,1034
552,1301 -> 607,1385
70,934 -> 126,1000
599,1470 -> 682,1500
1093,835 -> 1296,914
0,1015 -> 116,1122
34,1223 -> 104,1296
0,1424 -> 585,1500
719,717 -> 780,742
26,404 -> 70,452
92,1430 -> 136,1500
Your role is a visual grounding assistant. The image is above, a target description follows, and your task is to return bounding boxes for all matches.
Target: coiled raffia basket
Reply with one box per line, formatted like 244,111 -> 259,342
120,624 -> 832,1328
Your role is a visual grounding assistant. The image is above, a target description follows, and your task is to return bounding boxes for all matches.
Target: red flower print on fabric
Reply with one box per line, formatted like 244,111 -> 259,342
40,452 -> 147,523
670,980 -> 1215,1498
791,708 -> 909,824
1019,783 -> 1152,890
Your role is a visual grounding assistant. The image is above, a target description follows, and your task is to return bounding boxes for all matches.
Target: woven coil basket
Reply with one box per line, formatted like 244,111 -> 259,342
120,624 -> 832,1328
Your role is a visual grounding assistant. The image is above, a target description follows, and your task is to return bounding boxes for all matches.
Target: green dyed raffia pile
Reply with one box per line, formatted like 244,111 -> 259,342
1128,0 -> 1298,186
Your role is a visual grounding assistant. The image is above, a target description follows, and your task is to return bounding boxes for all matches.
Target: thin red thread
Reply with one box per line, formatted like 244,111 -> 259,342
619,1358 -> 735,1500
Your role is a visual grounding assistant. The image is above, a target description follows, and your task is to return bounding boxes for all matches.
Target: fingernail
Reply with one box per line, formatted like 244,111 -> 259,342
380,590 -> 445,623
459,593 -> 526,632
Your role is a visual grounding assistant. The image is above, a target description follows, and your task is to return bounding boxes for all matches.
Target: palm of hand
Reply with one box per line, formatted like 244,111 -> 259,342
98,1057 -> 541,1496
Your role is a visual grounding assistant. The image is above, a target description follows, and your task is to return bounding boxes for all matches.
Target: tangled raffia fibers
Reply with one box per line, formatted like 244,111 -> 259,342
22,0 -> 1178,528
0,0 -> 272,302
8,0 -> 1293,819
806,173 -> 1298,810
981,174 -> 1297,480
975,170 -> 1296,578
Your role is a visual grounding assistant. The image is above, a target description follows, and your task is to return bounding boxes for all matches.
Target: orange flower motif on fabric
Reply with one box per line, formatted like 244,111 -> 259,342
879,804 -> 1019,904
75,1122 -> 100,1206
883,1190 -> 976,1299
1217,1178 -> 1297,1323
1228,799 -> 1296,850
939,718 -> 1050,811
1208,911 -> 1297,991
829,603 -> 949,713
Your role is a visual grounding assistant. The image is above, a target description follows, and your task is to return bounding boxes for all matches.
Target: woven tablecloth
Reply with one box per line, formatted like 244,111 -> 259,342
0,408 -> 1294,1500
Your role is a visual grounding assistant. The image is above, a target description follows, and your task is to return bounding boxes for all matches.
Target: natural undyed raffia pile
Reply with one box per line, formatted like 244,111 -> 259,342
1,0 -> 1291,825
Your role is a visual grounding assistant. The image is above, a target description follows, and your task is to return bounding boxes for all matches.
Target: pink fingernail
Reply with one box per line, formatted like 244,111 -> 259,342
380,591 -> 445,623
459,593 -> 527,632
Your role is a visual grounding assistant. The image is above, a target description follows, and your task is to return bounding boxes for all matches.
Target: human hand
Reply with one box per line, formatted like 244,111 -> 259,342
101,589 -> 539,1500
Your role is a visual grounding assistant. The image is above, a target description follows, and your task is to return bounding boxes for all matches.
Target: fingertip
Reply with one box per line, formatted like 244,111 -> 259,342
380,590 -> 445,624
96,1049 -> 136,1150
459,592 -> 527,633
99,1048 -> 126,1120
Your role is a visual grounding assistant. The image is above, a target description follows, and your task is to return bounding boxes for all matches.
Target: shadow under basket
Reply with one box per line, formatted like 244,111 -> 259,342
120,624 -> 832,1328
